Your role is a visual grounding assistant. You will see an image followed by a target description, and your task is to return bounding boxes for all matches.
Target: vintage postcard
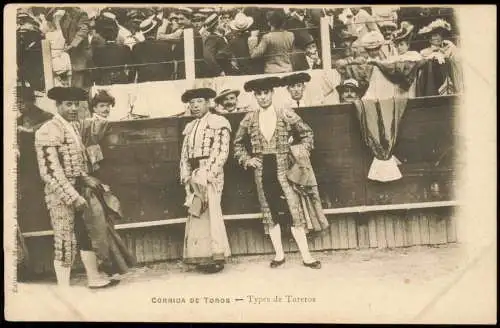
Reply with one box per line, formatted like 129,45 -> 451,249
4,3 -> 496,323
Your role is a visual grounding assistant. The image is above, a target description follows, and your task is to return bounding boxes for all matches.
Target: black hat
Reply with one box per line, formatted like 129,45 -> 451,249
181,88 -> 217,103
95,16 -> 119,41
47,87 -> 88,101
281,72 -> 311,87
244,77 -> 282,92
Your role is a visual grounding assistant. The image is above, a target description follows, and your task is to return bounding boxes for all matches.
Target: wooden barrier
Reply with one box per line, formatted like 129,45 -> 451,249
17,95 -> 460,278
22,207 -> 457,278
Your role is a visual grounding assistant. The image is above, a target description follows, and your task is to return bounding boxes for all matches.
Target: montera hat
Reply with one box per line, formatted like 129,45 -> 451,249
214,89 -> 240,104
181,88 -> 217,103
335,78 -> 360,94
244,77 -> 283,92
281,72 -> 311,86
47,87 -> 88,101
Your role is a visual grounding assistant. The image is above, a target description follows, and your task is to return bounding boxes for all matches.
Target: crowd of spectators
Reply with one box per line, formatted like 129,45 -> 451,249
16,5 -> 462,99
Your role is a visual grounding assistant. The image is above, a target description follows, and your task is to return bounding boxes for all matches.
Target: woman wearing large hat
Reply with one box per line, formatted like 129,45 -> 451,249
360,30 -> 398,100
416,19 -> 463,96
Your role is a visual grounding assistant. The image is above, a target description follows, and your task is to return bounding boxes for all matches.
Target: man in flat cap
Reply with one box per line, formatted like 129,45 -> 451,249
233,77 -> 323,270
34,87 -> 120,289
336,78 -> 362,103
214,89 -> 248,114
281,72 -> 323,108
180,88 -> 232,274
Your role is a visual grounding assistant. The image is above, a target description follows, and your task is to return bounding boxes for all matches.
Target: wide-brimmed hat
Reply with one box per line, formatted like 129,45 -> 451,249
139,16 -> 159,34
361,31 -> 385,50
47,87 -> 88,101
214,89 -> 240,104
281,72 -> 311,87
392,21 -> 415,42
229,12 -> 254,31
335,78 -> 361,94
174,7 -> 193,18
375,10 -> 398,30
199,7 -> 216,15
418,18 -> 452,37
203,13 -> 219,30
244,77 -> 283,92
338,29 -> 358,42
181,88 -> 217,103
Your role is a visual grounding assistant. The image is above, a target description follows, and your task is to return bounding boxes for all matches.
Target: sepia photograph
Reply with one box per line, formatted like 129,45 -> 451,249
4,3 -> 496,323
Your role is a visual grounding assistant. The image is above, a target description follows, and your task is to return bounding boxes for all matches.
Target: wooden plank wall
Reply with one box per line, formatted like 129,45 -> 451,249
23,207 -> 457,278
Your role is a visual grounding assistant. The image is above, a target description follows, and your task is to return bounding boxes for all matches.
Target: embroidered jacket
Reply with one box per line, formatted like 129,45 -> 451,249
35,116 -> 88,208
233,106 -> 314,167
180,112 -> 232,184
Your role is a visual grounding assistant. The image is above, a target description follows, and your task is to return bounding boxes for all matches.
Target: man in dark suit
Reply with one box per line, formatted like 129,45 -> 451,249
132,16 -> 175,82
285,8 -> 313,51
91,15 -> 135,85
202,14 -> 233,77
292,33 -> 322,71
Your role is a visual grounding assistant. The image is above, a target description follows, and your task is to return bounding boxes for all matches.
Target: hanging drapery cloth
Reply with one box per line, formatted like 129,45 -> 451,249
354,97 -> 408,182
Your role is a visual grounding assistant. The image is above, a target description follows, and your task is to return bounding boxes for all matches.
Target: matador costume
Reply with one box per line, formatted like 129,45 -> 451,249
180,91 -> 232,268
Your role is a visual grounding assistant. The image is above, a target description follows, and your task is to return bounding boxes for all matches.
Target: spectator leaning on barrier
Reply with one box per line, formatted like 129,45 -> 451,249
292,33 -> 322,71
227,12 -> 255,75
248,10 -> 295,74
91,15 -> 135,85
202,14 -> 232,77
39,9 -> 73,87
132,16 -> 175,82
285,8 -> 312,51
55,7 -> 92,90
361,30 -> 398,100
375,9 -> 398,60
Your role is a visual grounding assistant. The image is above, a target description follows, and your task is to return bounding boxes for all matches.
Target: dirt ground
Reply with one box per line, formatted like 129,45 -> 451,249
6,243 -> 496,324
